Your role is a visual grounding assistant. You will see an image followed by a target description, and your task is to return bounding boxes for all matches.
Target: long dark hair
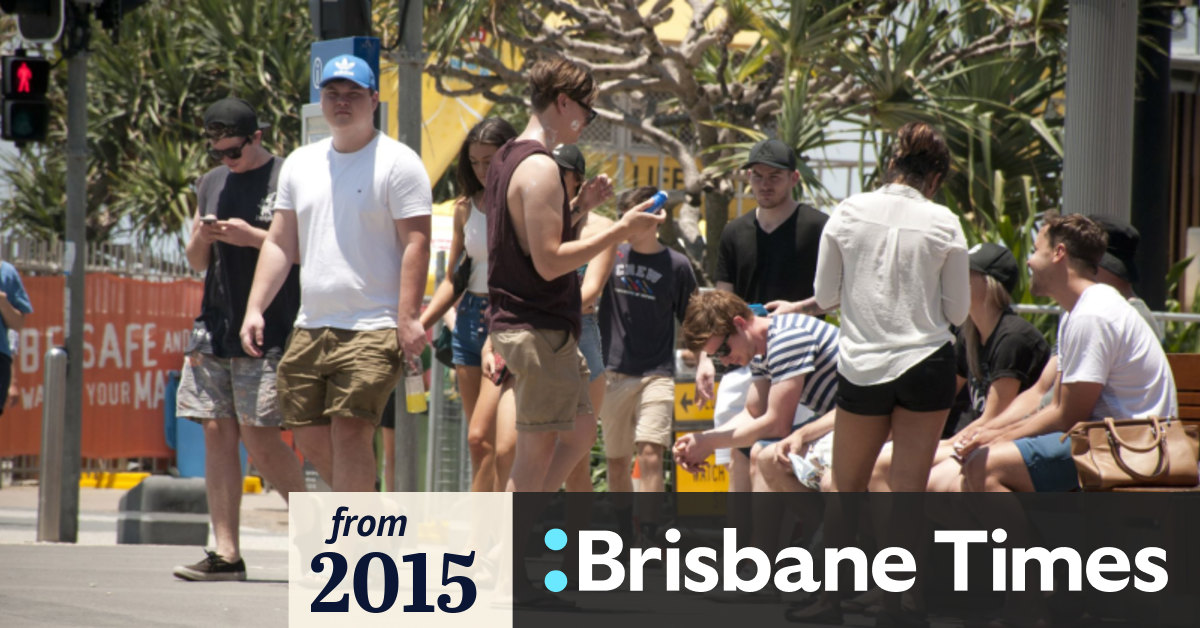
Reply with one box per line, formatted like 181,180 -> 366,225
455,117 -> 517,198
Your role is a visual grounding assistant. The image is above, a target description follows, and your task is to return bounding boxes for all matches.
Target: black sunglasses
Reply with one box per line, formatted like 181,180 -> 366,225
207,136 -> 251,161
710,334 -> 733,360
572,97 -> 598,126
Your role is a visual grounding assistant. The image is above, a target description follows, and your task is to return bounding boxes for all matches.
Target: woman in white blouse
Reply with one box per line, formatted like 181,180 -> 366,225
813,121 -> 969,493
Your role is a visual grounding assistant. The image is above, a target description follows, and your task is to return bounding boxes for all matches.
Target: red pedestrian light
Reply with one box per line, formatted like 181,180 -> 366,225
16,62 -> 32,94
2,55 -> 50,142
2,55 -> 49,99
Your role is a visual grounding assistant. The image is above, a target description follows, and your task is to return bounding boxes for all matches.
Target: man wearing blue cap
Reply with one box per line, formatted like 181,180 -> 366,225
241,54 -> 432,492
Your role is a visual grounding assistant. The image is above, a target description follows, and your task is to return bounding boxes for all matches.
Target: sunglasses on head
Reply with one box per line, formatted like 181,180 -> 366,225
207,136 -> 251,161
710,334 -> 733,360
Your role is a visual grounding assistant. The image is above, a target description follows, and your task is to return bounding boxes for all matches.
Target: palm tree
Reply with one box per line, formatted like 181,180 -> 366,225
0,0 -> 314,247
417,0 -> 1069,280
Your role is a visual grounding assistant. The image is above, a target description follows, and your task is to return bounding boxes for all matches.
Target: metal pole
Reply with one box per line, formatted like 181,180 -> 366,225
391,0 -> 422,492
1062,0 -> 1138,222
423,252 -> 446,492
36,348 -> 68,542
58,30 -> 89,544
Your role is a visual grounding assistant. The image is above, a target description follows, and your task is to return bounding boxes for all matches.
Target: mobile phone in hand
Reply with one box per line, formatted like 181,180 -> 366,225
199,215 -> 218,224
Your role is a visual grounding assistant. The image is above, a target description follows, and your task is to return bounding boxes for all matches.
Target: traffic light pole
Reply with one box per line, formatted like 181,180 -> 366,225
392,0 -> 421,493
51,18 -> 88,544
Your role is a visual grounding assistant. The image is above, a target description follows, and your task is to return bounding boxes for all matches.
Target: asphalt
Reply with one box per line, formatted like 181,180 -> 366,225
0,482 -> 288,627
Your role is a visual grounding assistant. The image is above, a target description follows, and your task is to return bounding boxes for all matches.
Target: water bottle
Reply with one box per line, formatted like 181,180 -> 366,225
404,356 -> 427,414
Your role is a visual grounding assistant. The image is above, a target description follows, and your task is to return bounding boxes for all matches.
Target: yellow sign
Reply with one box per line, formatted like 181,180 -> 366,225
674,381 -> 716,421
674,454 -> 729,493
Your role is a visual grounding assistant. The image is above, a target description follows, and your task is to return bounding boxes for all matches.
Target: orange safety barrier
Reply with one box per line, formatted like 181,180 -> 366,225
0,273 -> 202,458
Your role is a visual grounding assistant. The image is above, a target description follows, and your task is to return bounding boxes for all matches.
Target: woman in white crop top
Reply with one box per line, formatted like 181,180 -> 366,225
418,117 -> 516,492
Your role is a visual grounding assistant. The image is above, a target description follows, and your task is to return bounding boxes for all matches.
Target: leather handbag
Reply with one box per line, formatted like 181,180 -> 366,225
1064,417 -> 1200,490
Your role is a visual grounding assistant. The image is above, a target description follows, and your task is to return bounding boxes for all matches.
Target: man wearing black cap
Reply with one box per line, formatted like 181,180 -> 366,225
174,98 -> 305,582
695,138 -> 829,490
1091,216 -> 1164,341
549,143 -> 615,492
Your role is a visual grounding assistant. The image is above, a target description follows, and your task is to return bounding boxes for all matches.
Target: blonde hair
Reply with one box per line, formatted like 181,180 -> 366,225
963,273 -> 1013,381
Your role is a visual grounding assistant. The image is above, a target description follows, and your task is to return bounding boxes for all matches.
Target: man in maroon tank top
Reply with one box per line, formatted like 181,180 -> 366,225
485,57 -> 663,492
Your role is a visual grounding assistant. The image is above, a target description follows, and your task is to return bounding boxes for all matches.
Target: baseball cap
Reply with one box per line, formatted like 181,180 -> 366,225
968,242 -> 1019,293
742,139 -> 797,171
552,144 -> 585,176
319,54 -> 377,91
1091,216 -> 1140,284
202,97 -> 266,138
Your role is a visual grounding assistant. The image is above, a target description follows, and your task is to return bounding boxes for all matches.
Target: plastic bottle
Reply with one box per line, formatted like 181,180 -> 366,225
404,356 -> 427,414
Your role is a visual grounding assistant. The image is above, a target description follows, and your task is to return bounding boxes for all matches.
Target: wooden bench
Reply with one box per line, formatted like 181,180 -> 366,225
1168,353 -> 1200,420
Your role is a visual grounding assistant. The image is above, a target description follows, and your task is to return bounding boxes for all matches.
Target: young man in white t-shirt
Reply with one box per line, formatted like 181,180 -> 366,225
241,55 -> 432,492
956,213 -> 1176,492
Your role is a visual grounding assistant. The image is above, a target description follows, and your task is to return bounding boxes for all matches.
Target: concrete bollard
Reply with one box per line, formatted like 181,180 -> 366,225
117,476 -> 210,545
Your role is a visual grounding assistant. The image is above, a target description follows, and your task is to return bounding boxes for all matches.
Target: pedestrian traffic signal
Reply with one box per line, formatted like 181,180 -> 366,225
0,0 -> 64,43
2,55 -> 50,142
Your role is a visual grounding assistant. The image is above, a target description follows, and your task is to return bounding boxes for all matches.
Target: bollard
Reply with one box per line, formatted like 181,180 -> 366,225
36,347 -> 68,542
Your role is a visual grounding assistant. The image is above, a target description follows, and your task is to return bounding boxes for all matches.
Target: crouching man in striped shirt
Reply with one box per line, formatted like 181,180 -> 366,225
673,290 -> 839,492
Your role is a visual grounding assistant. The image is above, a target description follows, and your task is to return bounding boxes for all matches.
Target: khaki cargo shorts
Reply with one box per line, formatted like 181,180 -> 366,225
490,328 -> 592,432
600,372 -> 675,457
276,327 -> 402,428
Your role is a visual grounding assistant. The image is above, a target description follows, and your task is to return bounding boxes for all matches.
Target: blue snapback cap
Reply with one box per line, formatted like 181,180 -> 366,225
319,54 -> 376,91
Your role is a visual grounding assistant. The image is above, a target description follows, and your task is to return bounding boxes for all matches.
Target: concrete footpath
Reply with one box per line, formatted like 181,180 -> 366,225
0,482 -> 289,627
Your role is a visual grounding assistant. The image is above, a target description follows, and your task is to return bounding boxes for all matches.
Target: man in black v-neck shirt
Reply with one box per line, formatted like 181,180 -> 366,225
697,139 -> 828,490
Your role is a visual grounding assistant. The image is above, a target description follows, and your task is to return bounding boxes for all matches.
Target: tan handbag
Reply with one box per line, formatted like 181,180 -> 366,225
1064,417 -> 1200,490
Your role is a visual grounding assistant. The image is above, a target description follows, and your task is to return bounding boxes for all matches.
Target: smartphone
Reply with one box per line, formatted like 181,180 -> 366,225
199,215 -> 218,224
646,190 -> 668,213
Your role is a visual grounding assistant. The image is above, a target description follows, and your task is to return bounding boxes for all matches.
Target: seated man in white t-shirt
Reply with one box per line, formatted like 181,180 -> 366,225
955,214 -> 1177,492
673,290 -> 839,491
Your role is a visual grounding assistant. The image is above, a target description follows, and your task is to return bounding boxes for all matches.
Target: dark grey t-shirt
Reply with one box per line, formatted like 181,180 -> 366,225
599,244 -> 697,377
195,156 -> 300,358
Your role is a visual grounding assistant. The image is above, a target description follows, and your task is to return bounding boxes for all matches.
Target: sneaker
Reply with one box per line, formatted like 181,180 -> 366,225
173,550 -> 247,582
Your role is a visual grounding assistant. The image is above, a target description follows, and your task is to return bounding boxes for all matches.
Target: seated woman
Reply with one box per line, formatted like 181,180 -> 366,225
869,242 -> 1050,492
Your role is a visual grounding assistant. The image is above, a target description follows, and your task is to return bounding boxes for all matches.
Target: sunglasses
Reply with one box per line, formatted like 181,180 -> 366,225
572,97 -> 598,126
710,334 -> 733,360
207,136 -> 251,161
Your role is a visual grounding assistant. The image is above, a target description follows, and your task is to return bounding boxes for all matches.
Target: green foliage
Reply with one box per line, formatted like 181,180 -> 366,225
1161,256 -> 1200,353
0,0 -> 313,245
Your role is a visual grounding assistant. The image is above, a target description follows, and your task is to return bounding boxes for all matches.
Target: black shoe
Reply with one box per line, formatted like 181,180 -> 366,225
173,550 -> 247,582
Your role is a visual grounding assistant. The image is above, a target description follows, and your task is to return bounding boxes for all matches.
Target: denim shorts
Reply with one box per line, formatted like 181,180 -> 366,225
452,293 -> 489,367
579,313 -> 604,383
1014,431 -> 1080,492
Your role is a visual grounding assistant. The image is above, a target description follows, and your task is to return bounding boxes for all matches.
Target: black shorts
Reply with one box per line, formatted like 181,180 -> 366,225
836,342 -> 956,415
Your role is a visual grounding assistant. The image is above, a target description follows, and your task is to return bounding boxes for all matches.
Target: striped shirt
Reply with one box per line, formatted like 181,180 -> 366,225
749,313 -> 840,420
